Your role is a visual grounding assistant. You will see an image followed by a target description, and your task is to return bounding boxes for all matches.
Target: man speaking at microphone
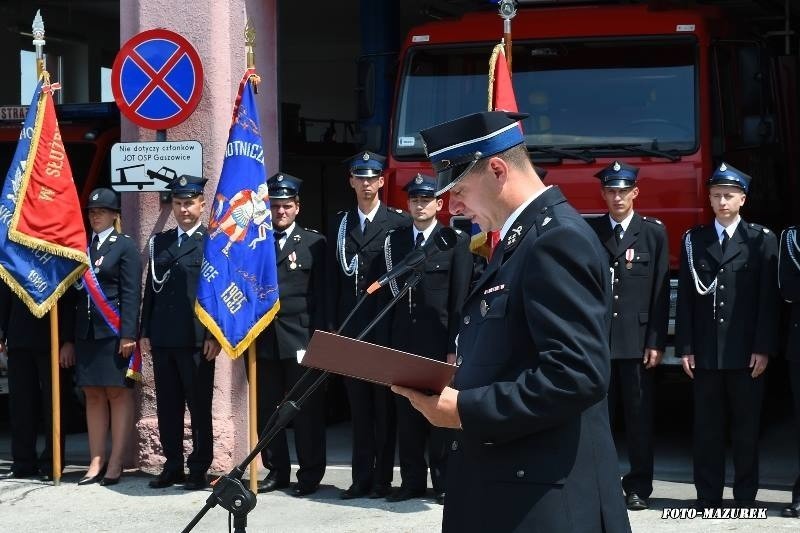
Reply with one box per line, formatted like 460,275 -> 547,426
392,111 -> 631,533
384,174 -> 472,504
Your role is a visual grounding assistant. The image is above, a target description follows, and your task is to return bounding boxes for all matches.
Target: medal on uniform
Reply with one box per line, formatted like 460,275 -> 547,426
480,299 -> 489,317
625,248 -> 634,270
288,251 -> 297,270
94,256 -> 104,267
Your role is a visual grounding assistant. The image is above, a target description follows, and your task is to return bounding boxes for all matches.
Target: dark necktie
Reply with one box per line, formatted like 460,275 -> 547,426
721,231 -> 729,253
274,231 -> 285,257
415,232 -> 425,249
362,218 -> 371,236
614,224 -> 623,244
90,234 -> 99,259
178,232 -> 188,247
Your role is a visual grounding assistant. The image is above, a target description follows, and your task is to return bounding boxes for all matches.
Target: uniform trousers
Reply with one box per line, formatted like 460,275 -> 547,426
257,358 -> 326,486
395,395 -> 449,493
607,358 -> 654,498
344,377 -> 395,490
693,368 -> 764,501
7,349 -> 66,474
152,347 -> 215,474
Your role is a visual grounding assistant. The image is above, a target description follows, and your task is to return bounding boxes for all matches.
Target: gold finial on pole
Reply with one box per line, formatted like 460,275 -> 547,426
245,19 -> 260,92
32,10 -> 46,78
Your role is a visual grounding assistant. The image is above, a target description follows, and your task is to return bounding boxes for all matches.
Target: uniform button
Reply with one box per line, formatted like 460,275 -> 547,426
411,319 -> 416,324
463,316 -> 470,325
613,295 -> 619,300
614,278 -> 619,284
719,285 -> 725,290
613,312 -> 618,317
719,267 -> 724,273
719,318 -> 725,323
456,356 -> 463,366
719,301 -> 724,307
411,303 -> 416,308
614,261 -> 619,267
516,470 -> 525,478
451,441 -> 458,451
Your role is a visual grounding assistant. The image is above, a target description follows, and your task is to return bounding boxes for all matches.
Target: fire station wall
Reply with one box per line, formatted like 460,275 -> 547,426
120,0 -> 279,473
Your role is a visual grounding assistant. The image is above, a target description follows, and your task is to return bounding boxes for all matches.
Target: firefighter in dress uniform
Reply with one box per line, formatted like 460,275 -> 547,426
586,161 -> 669,511
60,187 -> 140,486
325,151 -> 411,499
255,173 -> 327,497
141,175 -> 221,491
676,162 -> 778,510
384,174 -> 472,504
393,111 -> 632,533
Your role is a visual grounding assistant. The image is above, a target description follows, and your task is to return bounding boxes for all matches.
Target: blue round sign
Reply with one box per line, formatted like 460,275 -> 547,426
111,29 -> 204,130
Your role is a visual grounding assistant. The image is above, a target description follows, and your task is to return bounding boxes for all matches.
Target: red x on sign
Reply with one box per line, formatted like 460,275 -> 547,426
111,29 -> 204,130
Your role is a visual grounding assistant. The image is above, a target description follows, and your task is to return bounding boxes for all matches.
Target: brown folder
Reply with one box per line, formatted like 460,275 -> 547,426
298,331 -> 456,393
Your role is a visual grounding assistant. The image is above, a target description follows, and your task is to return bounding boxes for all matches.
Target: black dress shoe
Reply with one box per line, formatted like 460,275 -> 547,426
291,482 -> 319,497
781,501 -> 800,518
369,484 -> 392,499
386,487 -> 426,503
257,477 -> 289,493
148,469 -> 185,489
0,469 -> 41,480
435,492 -> 445,505
183,472 -> 209,491
625,492 -> 648,511
340,484 -> 369,500
100,475 -> 120,486
78,464 -> 107,486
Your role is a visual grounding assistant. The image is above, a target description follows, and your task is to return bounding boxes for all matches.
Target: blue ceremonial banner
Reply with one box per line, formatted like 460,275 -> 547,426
0,81 -> 87,318
195,69 -> 280,358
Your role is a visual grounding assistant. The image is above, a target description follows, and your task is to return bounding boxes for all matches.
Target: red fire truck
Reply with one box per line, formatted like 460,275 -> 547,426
383,2 -> 798,362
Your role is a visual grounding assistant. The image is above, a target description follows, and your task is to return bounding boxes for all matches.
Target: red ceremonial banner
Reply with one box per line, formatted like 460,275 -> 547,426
8,82 -> 88,264
472,44 -> 522,259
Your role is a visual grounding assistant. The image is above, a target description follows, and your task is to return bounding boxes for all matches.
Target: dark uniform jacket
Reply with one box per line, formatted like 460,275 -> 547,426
446,187 -> 631,533
257,226 -> 326,360
386,222 -> 472,360
779,226 -> 800,360
587,213 -> 670,358
73,230 -> 140,340
142,226 -> 207,348
325,203 -> 410,341
676,220 -> 779,369
0,284 -> 73,350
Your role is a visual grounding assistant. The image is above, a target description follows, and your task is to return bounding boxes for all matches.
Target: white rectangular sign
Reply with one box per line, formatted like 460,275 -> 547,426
110,141 -> 203,192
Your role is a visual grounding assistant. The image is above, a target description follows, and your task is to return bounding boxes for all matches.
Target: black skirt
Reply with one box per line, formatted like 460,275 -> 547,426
75,337 -> 131,388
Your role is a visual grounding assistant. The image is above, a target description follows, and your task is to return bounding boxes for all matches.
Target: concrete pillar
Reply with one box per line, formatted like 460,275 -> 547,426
121,0 -> 278,473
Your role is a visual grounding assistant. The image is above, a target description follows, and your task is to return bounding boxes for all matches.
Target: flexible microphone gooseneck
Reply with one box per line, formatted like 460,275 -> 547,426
366,226 -> 458,294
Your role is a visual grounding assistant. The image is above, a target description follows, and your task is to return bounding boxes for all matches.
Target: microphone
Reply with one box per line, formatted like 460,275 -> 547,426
367,226 -> 458,294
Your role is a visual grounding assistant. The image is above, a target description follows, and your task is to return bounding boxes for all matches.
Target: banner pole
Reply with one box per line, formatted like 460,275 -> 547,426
248,343 -> 258,493
49,308 -> 61,486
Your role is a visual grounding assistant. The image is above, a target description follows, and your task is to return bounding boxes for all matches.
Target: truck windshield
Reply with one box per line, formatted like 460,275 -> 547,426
393,37 -> 697,158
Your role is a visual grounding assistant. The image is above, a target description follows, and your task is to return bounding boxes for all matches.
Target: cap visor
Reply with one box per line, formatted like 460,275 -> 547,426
351,169 -> 382,178
435,158 -> 480,196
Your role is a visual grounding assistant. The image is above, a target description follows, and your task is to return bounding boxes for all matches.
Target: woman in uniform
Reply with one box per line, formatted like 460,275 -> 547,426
61,188 -> 141,486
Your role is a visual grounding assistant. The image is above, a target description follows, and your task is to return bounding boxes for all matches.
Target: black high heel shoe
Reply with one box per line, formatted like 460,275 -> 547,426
77,464 -> 107,486
99,474 -> 120,486
100,465 -> 123,486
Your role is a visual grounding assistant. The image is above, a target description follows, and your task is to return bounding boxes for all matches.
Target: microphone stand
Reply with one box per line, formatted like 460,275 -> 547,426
181,271 -> 424,533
